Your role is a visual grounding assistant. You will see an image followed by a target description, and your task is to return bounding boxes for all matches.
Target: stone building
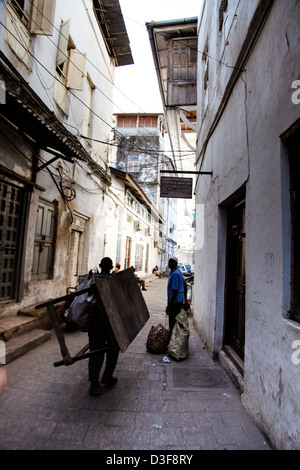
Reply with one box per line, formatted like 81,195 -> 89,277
146,18 -> 197,265
194,0 -> 300,449
0,1 -> 132,340
111,112 -> 177,273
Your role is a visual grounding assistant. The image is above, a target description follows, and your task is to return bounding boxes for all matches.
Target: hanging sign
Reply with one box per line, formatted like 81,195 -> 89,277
160,176 -> 193,199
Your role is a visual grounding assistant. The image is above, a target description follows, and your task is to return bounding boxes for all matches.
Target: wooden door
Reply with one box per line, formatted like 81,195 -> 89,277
69,213 -> 88,288
224,198 -> 246,362
124,236 -> 131,270
0,175 -> 27,301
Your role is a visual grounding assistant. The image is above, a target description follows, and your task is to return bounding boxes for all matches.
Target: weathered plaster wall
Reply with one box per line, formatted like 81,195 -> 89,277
195,0 -> 300,449
0,0 -> 115,314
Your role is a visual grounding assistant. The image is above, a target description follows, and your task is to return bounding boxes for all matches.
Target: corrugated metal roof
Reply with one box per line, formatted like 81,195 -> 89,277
93,0 -> 134,67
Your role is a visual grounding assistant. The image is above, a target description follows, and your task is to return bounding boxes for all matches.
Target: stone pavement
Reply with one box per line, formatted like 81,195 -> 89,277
0,277 -> 272,452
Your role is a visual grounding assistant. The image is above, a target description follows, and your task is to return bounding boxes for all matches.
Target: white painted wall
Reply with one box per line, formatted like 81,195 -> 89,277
195,0 -> 300,450
0,0 -> 117,311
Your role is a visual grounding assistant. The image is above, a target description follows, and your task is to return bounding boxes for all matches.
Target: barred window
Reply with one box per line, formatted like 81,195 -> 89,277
135,244 -> 143,272
127,155 -> 139,173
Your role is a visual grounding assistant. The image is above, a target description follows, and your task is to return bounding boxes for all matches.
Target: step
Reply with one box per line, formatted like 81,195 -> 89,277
18,305 -> 53,331
4,329 -> 51,364
0,315 -> 38,342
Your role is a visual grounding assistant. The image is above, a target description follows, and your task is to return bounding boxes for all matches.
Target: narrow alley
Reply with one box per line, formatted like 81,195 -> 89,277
0,277 -> 271,452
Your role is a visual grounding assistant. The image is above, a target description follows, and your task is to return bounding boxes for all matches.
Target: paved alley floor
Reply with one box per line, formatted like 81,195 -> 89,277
0,277 -> 272,453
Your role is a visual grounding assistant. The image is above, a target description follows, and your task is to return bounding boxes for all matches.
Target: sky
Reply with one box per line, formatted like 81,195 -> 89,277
113,0 -> 202,114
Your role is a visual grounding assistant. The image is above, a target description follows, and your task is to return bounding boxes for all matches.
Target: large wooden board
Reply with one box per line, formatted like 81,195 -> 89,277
94,267 -> 150,352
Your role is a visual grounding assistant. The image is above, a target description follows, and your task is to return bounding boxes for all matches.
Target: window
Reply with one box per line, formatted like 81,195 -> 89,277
82,74 -> 95,137
127,155 -> 139,173
8,0 -> 55,34
135,244 -> 143,271
55,20 -> 86,91
9,0 -> 30,27
169,37 -> 197,105
54,20 -> 86,113
5,1 -> 55,66
30,0 -> 56,35
32,199 -> 57,281
219,0 -> 228,31
138,116 -> 158,128
117,115 -> 138,128
171,38 -> 198,82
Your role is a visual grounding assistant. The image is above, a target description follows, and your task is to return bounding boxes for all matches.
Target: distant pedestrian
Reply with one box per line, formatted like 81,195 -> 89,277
166,256 -> 188,331
88,257 -> 119,396
152,265 -> 161,277
132,267 -> 147,291
114,263 -> 121,274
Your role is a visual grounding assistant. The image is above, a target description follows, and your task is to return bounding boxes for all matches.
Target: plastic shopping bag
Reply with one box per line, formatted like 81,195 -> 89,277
69,274 -> 97,331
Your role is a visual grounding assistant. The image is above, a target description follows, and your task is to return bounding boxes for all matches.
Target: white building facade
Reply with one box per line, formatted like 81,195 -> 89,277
104,166 -> 163,278
195,0 -> 300,449
146,18 -> 198,267
0,0 -> 132,322
111,113 -> 177,274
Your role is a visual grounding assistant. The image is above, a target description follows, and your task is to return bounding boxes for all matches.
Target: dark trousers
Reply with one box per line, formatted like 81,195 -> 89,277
168,302 -> 183,331
88,312 -> 119,383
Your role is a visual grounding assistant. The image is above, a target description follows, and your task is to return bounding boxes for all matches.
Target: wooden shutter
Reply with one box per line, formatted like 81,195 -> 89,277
30,0 -> 56,35
56,19 -> 70,67
66,49 -> 86,90
5,3 -> 31,66
32,200 -> 56,280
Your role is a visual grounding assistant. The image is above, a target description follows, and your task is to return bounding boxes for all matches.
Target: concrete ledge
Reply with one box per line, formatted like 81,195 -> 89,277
218,349 -> 244,393
5,329 -> 51,364
0,316 -> 37,342
18,305 -> 53,331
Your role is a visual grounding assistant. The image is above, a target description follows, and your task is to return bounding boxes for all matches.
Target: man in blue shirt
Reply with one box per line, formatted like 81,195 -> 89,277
166,256 -> 187,331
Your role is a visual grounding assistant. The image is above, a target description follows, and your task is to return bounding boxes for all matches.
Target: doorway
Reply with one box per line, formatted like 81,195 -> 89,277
69,212 -> 88,288
0,174 -> 28,302
223,196 -> 246,373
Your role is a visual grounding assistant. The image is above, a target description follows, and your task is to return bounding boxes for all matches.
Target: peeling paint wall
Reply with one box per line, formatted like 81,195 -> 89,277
0,0 -> 117,316
195,0 -> 300,450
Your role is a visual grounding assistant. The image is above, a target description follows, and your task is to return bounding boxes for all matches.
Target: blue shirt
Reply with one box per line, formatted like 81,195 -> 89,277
167,267 -> 185,305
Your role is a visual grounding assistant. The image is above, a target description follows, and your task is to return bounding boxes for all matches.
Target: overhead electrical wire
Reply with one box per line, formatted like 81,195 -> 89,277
0,1 -> 196,161
0,1 -> 201,183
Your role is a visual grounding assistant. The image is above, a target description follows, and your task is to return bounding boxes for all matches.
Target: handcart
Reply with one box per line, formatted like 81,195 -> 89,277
35,268 -> 150,367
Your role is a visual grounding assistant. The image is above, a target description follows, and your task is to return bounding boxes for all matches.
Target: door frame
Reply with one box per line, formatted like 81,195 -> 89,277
223,194 -> 246,375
